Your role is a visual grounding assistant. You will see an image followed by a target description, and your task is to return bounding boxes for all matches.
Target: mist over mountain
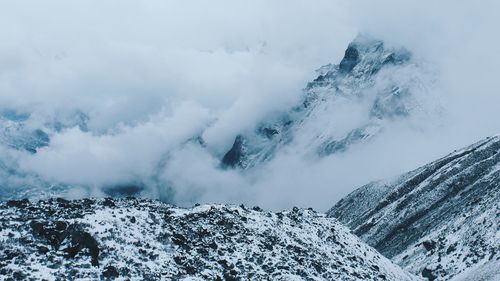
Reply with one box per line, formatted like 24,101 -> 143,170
0,34 -> 441,209
0,1 -> 499,211
1,1 -> 499,281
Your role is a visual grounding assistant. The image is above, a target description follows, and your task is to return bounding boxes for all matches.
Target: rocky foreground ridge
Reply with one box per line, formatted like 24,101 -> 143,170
0,198 -> 418,280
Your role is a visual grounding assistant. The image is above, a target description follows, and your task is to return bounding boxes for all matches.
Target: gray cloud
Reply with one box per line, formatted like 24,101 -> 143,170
1,1 -> 499,211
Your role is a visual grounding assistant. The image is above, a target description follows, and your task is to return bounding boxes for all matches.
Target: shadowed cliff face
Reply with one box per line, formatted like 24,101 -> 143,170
220,34 -> 434,170
339,46 -> 360,73
221,135 -> 247,168
328,135 -> 500,281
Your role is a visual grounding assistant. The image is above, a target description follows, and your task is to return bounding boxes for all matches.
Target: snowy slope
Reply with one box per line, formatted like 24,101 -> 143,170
328,135 -> 500,280
0,111 -> 90,201
0,198 -> 419,281
221,34 -> 437,168
0,114 -> 49,154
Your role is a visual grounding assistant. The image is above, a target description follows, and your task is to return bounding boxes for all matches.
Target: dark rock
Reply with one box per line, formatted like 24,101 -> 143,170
223,269 -> 238,281
55,221 -> 68,231
339,46 -> 360,73
174,256 -> 184,265
56,197 -> 70,207
421,268 -> 436,281
37,246 -> 50,255
30,221 -> 69,250
260,128 -> 279,139
102,198 -> 115,207
6,199 -> 30,208
446,244 -> 457,254
184,265 -> 197,275
252,206 -> 263,212
64,230 -> 100,267
221,135 -> 246,168
30,221 -> 45,236
3,250 -> 20,261
422,240 -> 436,251
172,233 -> 187,247
12,271 -> 26,280
103,266 -> 119,278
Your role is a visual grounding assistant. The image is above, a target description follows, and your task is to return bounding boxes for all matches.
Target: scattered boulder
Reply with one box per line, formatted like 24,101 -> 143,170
6,199 -> 30,208
103,265 -> 119,279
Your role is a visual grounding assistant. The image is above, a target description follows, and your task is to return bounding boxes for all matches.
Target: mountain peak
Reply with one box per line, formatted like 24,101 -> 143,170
221,34 -> 429,169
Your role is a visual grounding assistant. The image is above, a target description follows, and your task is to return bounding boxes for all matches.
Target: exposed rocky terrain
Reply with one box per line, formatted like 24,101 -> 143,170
0,198 -> 419,280
328,135 -> 500,281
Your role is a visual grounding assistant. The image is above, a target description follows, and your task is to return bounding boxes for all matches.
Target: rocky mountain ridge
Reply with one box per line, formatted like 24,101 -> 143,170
0,198 -> 419,280
221,34 -> 437,169
328,135 -> 500,281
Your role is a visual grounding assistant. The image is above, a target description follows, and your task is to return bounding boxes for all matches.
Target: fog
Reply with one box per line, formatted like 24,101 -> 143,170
1,1 -> 499,211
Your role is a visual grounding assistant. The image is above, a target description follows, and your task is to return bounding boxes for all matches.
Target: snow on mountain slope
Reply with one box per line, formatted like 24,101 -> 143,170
0,35 -> 439,204
327,135 -> 500,280
0,198 -> 419,281
221,34 -> 438,169
0,111 -> 84,202
0,114 -> 49,154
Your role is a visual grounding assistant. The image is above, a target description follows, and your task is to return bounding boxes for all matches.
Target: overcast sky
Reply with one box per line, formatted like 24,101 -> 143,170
1,1 -> 499,210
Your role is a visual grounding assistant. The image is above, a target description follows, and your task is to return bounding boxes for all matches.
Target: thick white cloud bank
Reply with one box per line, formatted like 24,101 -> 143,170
1,1 -> 499,210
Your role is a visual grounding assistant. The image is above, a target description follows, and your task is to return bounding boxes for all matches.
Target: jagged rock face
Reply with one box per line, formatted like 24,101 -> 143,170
221,34 -> 435,169
0,198 -> 419,281
221,135 -> 247,168
339,46 -> 360,73
328,135 -> 500,281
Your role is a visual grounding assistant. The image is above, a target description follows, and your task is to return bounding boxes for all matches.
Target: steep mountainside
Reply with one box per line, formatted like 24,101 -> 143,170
0,198 -> 419,281
221,34 -> 437,169
328,135 -> 500,281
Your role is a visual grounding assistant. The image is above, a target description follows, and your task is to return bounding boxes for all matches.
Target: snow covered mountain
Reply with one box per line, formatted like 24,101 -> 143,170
0,113 -> 50,154
221,34 -> 437,168
0,198 -> 419,280
0,35 -> 439,204
328,135 -> 500,280
0,110 -> 89,154
0,111 -> 86,201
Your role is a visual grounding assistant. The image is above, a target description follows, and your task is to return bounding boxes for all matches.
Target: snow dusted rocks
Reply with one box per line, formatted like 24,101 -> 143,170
0,198 -> 418,280
328,135 -> 500,280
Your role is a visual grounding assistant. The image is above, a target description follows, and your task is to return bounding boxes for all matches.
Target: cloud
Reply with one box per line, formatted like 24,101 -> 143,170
19,102 -> 213,187
1,1 -> 499,211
